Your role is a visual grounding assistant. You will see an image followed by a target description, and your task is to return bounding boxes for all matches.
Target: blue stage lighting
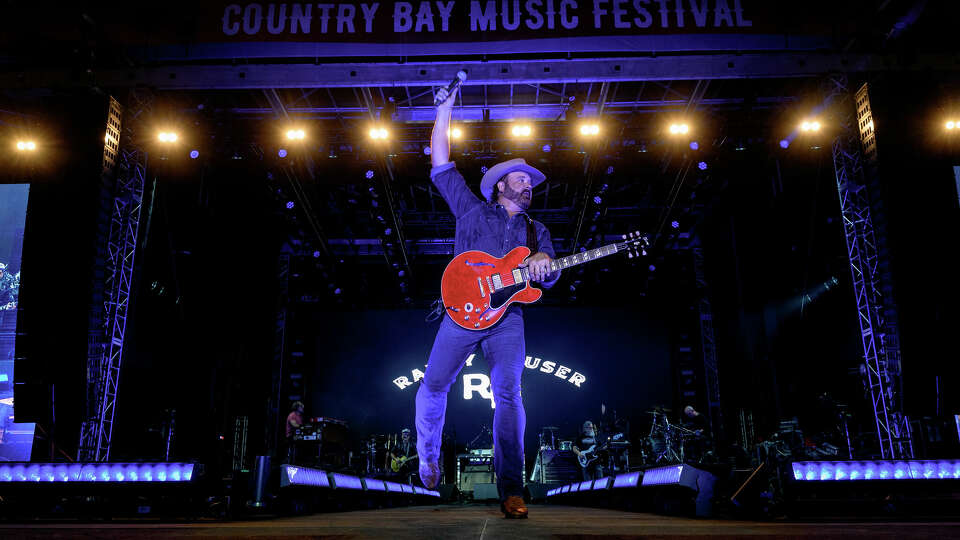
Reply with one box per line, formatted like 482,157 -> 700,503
689,141 -> 699,150
312,250 -> 321,258
642,465 -> 684,486
363,478 -> 386,491
648,264 -> 656,272
791,460 -> 960,481
606,166 -> 614,175
0,463 -> 195,483
385,481 -> 404,493
698,161 -> 708,170
401,484 -> 414,494
542,144 -> 551,152
365,170 -> 375,179
480,166 -> 488,174
189,150 -> 199,159
780,139 -> 790,149
278,148 -> 288,158
593,196 -> 602,204
561,484 -> 571,493
592,476 -> 611,490
613,471 -> 641,488
281,465 -> 329,488
286,201 -> 295,209
578,480 -> 592,491
331,472 -> 364,490
671,220 -> 679,229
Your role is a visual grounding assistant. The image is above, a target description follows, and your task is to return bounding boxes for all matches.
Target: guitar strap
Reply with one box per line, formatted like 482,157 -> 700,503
524,214 -> 539,253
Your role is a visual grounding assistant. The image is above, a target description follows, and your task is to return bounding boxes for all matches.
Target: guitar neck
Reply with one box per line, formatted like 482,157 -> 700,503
517,241 -> 624,281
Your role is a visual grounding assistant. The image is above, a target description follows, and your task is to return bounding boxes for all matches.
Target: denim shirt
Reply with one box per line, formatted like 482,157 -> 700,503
430,162 -> 561,289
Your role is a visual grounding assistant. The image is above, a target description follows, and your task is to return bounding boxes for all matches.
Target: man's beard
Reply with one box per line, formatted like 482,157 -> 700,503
502,183 -> 532,209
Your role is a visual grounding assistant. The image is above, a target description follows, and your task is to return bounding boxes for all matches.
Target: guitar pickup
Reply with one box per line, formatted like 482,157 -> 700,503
492,274 -> 503,289
477,277 -> 485,297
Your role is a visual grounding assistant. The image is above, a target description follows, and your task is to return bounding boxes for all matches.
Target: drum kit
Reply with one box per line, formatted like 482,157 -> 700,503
640,406 -> 707,465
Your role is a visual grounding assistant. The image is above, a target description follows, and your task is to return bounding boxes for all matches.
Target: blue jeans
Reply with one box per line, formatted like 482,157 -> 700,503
416,310 -> 526,500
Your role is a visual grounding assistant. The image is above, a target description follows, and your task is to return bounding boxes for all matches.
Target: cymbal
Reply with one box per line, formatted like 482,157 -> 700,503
540,426 -> 559,430
645,407 -> 672,414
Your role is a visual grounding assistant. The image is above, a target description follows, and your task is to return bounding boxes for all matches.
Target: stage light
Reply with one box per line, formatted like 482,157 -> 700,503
285,201 -> 295,209
451,127 -> 463,139
668,123 -> 690,135
312,250 -> 320,258
423,146 -> 432,155
542,144 -> 551,152
0,462 -> 195,483
286,129 -> 306,140
689,141 -> 699,150
593,196 -> 602,204
800,120 -> 821,132
365,170 -> 375,179
791,460 -> 960,481
15,141 -> 37,151
480,166 -> 488,174
579,123 -> 600,136
606,166 -> 614,175
157,132 -> 179,143
278,148 -> 288,158
671,220 -> 680,229
779,139 -> 790,149
648,264 -> 656,271
698,161 -> 708,170
947,121 -> 956,130
511,124 -> 532,137
642,465 -> 684,486
369,127 -> 389,140
189,150 -> 199,159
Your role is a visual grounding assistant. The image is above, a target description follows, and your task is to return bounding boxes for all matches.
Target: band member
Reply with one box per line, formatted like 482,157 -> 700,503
282,401 -> 304,463
417,84 -> 560,519
388,428 -> 418,481
683,405 -> 708,435
573,420 -> 604,481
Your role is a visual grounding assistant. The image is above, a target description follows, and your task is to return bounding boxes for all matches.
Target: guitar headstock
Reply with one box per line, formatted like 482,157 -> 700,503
620,231 -> 650,259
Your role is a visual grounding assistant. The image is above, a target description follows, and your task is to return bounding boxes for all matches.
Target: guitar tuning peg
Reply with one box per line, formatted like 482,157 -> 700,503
622,234 -> 627,240
627,251 -> 634,259
642,249 -> 647,256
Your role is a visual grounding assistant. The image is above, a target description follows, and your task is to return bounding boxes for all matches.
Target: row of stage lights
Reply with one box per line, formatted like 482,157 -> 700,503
14,116 -> 959,156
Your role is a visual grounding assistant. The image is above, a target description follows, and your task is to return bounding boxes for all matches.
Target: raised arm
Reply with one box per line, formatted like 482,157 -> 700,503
430,84 -> 481,219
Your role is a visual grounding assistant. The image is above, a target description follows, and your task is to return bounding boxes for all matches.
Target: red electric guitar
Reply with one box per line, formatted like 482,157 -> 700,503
441,232 -> 649,330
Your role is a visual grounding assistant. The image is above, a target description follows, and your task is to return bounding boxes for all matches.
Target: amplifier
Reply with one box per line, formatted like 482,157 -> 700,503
539,449 -> 580,484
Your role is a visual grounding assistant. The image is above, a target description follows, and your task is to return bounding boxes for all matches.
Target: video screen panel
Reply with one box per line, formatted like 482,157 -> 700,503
0,184 -> 34,461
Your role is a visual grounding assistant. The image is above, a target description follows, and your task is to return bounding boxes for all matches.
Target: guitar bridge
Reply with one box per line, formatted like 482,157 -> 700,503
477,277 -> 485,297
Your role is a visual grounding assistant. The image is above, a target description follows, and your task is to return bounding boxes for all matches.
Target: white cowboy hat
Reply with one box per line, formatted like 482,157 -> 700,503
480,158 -> 546,201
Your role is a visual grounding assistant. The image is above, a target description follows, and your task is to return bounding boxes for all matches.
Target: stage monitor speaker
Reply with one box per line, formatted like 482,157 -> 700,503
540,450 -> 580,484
526,482 -> 549,502
460,466 -> 495,494
473,483 -> 498,501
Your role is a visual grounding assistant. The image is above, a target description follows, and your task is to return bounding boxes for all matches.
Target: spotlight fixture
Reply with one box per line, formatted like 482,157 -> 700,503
480,166 -> 488,174
450,127 -> 463,139
946,120 -> 957,130
671,220 -> 680,229
779,139 -> 790,149
365,170 -> 375,179
157,132 -> 179,143
369,127 -> 389,140
542,144 -> 552,152
800,120 -> 822,132
278,148 -> 288,158
579,123 -> 600,136
510,124 -> 532,138
15,141 -> 37,151
189,150 -> 200,159
698,161 -> 708,170
668,123 -> 690,135
689,141 -> 699,150
285,201 -> 295,209
285,129 -> 306,140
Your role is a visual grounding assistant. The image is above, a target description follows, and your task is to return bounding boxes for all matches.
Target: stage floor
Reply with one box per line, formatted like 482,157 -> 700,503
2,504 -> 958,539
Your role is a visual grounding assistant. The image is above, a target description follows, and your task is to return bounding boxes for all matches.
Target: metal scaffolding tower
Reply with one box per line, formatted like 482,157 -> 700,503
693,247 -> 722,442
78,96 -> 148,462
824,74 -> 911,459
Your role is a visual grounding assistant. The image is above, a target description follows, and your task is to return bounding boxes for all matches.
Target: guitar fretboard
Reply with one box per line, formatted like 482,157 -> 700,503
508,242 -> 625,285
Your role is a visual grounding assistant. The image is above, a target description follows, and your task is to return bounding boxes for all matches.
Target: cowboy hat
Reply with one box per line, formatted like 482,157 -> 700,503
480,158 -> 546,201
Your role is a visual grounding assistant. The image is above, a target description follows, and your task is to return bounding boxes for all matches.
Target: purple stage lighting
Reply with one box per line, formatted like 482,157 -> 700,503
285,201 -> 295,209
365,170 -> 375,179
593,196 -> 602,204
698,161 -> 708,170
791,460 -> 960,481
605,166 -> 614,175
648,265 -> 656,272
0,462 -> 195,483
612,471 -> 641,488
278,148 -> 288,158
423,146 -> 432,155
333,288 -> 342,295
480,166 -> 488,174
780,139 -> 790,149
689,141 -> 699,150
671,220 -> 680,229
542,144 -> 551,152
312,250 -> 320,258
189,150 -> 199,159
642,465 -> 684,486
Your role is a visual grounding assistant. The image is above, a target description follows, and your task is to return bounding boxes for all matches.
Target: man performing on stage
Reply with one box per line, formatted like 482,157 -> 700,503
416,84 -> 560,519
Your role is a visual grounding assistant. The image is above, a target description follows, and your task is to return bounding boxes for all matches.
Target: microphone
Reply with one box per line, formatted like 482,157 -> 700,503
434,70 -> 467,106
